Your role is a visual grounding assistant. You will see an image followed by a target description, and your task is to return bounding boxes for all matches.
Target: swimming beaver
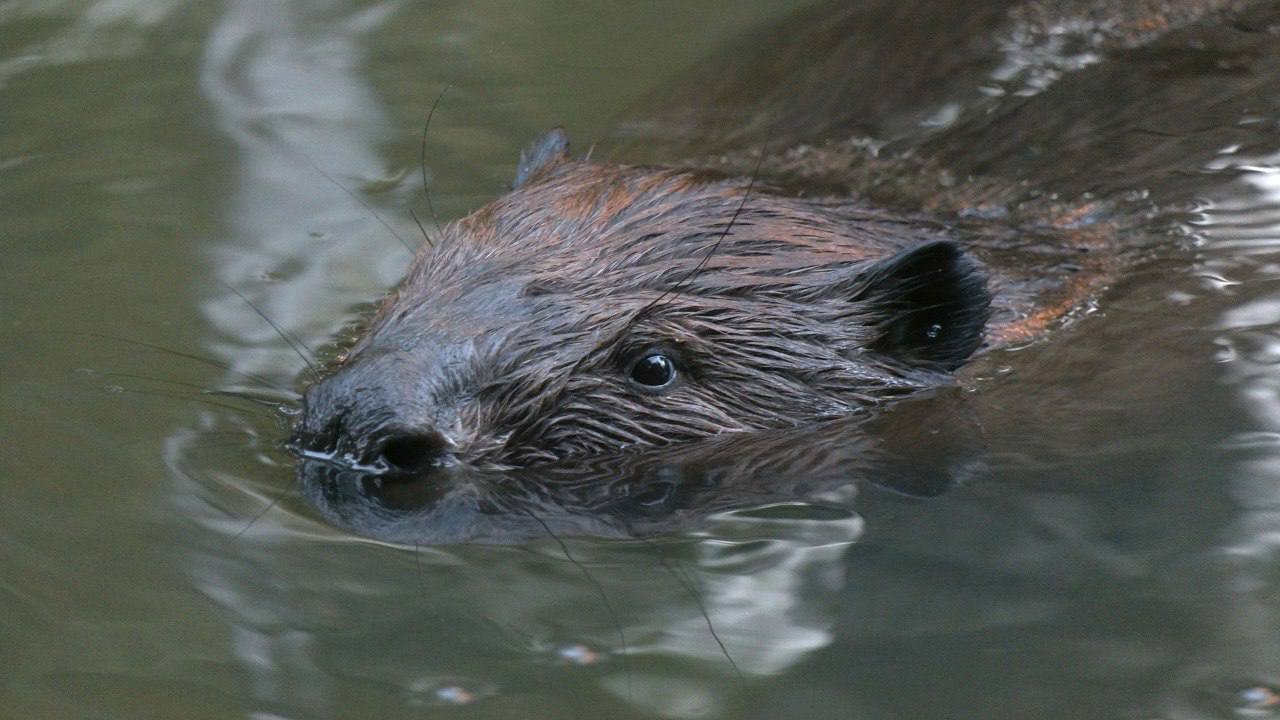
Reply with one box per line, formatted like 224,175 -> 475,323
294,0 -> 1272,477
293,0 -> 1278,480
288,128 -> 1096,475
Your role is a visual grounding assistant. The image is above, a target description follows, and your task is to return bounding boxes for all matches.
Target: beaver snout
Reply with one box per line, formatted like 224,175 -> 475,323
291,352 -> 456,477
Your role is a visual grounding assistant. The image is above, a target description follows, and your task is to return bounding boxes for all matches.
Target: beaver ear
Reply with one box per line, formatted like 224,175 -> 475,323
854,241 -> 991,372
513,127 -> 571,189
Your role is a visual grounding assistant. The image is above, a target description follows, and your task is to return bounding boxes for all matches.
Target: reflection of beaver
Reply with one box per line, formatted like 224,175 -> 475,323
291,127 -> 1102,474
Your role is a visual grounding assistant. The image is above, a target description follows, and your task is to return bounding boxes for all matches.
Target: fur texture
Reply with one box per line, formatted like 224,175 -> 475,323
294,153 -> 991,471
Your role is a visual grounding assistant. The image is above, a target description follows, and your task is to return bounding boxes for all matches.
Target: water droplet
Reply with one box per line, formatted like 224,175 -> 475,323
1213,338 -> 1238,363
1237,685 -> 1280,717
926,324 -> 943,339
555,642 -> 604,666
435,686 -> 473,705
404,677 -> 494,707
1174,676 -> 1280,719
1198,272 -> 1242,291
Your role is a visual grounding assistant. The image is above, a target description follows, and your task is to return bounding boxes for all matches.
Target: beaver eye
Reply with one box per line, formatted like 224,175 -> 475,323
629,353 -> 677,389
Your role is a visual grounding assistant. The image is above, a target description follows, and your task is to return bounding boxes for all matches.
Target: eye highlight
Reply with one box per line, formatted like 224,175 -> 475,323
629,352 -> 677,389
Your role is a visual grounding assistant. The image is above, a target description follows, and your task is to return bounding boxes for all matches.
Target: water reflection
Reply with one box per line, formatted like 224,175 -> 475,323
172,386 -> 983,714
297,391 -> 982,543
1187,146 -> 1280,715
0,0 -> 194,86
199,0 -> 414,382
187,2 -> 415,717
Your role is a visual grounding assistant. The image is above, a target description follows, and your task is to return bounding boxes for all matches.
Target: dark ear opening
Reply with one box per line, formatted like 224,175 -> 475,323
855,241 -> 990,372
513,127 -> 570,189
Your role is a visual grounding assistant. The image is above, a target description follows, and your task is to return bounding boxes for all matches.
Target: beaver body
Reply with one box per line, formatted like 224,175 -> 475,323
292,0 -> 1271,480
292,135 -> 1080,473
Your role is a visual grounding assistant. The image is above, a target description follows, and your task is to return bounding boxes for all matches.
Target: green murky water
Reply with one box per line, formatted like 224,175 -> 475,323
4,1 -> 1280,718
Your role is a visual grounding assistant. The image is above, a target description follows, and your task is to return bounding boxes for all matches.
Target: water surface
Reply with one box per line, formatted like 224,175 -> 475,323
3,1 -> 1280,718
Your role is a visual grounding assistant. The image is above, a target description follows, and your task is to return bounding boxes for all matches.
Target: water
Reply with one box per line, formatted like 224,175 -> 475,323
3,1 -> 1280,718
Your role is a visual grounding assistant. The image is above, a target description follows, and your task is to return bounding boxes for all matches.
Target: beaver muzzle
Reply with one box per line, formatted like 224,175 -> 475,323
290,350 -> 458,477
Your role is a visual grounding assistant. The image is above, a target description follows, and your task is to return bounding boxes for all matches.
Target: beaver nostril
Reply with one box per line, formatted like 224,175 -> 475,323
380,432 -> 445,474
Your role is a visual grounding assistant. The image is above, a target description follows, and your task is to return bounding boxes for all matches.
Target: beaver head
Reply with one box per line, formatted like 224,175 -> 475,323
291,129 -> 990,475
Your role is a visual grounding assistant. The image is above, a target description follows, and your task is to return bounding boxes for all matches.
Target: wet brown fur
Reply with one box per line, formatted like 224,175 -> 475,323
299,157 -> 997,469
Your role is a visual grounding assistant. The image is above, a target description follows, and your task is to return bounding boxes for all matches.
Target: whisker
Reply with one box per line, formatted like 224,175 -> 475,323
657,137 -> 770,308
99,387 -> 274,419
233,489 -> 287,540
175,440 -> 273,452
523,508 -> 632,701
122,429 -> 247,447
205,387 -> 301,405
617,135 -> 771,346
92,371 -> 297,405
95,371 -> 242,395
409,208 -> 434,248
420,83 -> 453,239
45,331 -> 289,393
302,155 -> 417,254
657,546 -> 745,690
221,282 -> 319,381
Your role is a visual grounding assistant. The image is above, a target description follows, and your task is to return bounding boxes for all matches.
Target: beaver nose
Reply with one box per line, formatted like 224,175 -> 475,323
377,430 -> 449,475
293,352 -> 455,476
294,409 -> 453,476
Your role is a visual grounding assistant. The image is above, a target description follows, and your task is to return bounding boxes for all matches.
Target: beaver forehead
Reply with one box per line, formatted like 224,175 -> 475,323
378,161 -> 940,353
362,273 -> 532,356
411,163 -> 905,291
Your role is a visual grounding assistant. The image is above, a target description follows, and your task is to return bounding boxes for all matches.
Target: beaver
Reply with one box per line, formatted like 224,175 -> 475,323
288,127 -> 1105,476
290,0 -> 1276,481
277,0 -> 1280,547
